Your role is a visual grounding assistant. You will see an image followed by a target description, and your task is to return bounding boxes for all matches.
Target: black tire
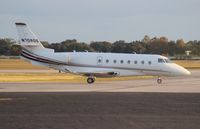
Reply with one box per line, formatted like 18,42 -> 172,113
87,78 -> 95,84
157,78 -> 162,84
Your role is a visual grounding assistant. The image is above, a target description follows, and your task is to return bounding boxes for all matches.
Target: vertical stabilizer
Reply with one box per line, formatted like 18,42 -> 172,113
15,22 -> 44,47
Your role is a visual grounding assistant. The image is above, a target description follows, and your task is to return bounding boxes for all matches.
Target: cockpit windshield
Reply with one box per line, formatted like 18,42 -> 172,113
164,59 -> 172,63
158,58 -> 172,63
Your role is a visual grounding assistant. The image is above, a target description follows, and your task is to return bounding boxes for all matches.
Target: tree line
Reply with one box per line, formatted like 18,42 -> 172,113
0,36 -> 200,57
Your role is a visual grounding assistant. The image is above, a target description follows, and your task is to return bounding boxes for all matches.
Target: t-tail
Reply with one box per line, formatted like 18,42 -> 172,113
15,22 -> 54,53
15,23 -> 44,48
15,22 -> 55,68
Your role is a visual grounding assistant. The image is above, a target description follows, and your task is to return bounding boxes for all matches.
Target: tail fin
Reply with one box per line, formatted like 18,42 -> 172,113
15,22 -> 44,48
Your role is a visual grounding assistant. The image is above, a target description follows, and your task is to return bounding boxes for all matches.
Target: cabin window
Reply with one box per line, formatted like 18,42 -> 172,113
98,59 -> 102,63
113,60 -> 117,63
158,58 -> 165,63
106,59 -> 109,63
148,61 -> 152,65
141,61 -> 144,64
120,60 -> 124,64
127,60 -> 131,64
134,60 -> 137,64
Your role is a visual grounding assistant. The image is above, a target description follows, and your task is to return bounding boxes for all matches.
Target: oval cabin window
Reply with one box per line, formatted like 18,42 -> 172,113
134,61 -> 137,64
106,59 -> 109,63
141,61 -> 144,64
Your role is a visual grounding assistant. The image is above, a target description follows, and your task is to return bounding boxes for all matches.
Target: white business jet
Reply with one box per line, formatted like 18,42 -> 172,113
15,22 -> 191,84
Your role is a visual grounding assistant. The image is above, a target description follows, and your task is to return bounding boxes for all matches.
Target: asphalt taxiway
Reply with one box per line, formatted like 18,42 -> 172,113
0,70 -> 200,129
0,92 -> 200,129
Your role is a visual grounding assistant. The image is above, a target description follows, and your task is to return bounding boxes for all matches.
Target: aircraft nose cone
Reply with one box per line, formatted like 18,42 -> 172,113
177,65 -> 191,76
183,69 -> 191,75
172,64 -> 191,76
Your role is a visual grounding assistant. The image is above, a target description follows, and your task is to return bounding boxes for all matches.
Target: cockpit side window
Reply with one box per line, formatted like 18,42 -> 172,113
165,59 -> 172,63
158,58 -> 165,63
158,58 -> 172,63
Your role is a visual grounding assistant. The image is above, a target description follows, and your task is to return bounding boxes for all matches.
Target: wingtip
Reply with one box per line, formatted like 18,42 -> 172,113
15,22 -> 26,26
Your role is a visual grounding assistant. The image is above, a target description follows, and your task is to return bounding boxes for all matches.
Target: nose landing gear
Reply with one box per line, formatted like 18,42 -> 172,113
157,77 -> 162,84
87,77 -> 95,84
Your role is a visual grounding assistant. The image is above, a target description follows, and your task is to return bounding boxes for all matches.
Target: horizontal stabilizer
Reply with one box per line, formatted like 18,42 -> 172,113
15,22 -> 27,26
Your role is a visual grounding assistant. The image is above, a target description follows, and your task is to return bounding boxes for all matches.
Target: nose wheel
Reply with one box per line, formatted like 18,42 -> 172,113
87,77 -> 95,84
157,77 -> 162,84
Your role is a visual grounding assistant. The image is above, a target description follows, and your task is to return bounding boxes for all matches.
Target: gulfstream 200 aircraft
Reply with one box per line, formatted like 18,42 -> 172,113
15,22 -> 191,84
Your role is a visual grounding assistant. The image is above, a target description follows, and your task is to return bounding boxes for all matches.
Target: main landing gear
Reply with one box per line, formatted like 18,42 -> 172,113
157,77 -> 162,84
87,77 -> 95,84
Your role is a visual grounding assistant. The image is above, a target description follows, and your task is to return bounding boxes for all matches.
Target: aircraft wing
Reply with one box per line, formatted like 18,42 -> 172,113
81,71 -> 120,77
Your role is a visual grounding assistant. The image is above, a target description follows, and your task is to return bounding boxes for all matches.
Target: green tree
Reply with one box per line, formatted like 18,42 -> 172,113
124,41 -> 146,54
186,40 -> 200,56
10,45 -> 21,55
0,38 -> 16,56
168,41 -> 176,56
111,40 -> 126,53
52,39 -> 92,52
146,38 -> 169,55
49,43 -> 62,52
67,42 -> 92,52
90,41 -> 112,52
41,41 -> 50,48
176,39 -> 185,54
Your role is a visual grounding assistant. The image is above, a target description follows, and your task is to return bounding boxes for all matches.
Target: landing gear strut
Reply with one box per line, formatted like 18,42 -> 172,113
157,77 -> 162,84
87,77 -> 95,84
